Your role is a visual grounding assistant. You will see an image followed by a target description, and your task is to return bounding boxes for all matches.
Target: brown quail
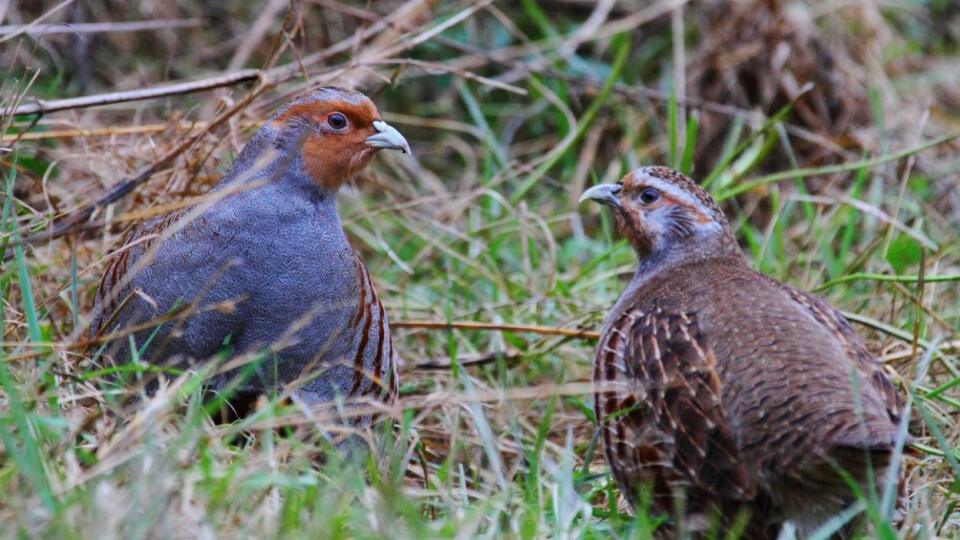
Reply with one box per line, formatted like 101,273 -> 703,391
580,166 -> 907,538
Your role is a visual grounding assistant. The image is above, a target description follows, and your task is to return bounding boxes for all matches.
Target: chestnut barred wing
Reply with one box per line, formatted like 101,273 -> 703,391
347,252 -> 398,406
595,307 -> 756,512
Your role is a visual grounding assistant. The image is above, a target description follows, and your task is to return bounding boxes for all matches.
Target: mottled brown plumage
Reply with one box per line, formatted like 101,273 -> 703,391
581,166 -> 906,538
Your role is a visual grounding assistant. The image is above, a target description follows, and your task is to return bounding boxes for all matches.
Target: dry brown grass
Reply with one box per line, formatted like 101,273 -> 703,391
2,1 -> 959,537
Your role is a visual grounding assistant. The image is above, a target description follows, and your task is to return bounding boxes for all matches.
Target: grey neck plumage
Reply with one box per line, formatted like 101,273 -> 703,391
215,123 -> 323,193
210,122 -> 350,247
638,228 -> 742,281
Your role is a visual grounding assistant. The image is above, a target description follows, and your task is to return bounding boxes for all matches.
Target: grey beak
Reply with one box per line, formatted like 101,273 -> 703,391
579,183 -> 622,207
366,120 -> 411,155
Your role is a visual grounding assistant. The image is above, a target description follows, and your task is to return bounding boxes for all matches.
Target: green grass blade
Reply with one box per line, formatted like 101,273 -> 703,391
679,111 -> 698,175
717,132 -> 960,200
509,34 -> 630,204
702,84 -> 812,190
0,161 -> 57,512
668,88 -> 678,169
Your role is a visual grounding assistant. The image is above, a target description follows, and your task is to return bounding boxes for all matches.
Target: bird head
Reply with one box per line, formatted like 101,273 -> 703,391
579,166 -> 734,261
270,87 -> 410,191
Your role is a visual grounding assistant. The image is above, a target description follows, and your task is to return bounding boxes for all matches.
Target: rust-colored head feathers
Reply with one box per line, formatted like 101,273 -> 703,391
90,85 -> 404,446
271,87 -> 410,190
580,166 -> 732,260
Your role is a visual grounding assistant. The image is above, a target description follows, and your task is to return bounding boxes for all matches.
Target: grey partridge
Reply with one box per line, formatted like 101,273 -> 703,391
90,88 -> 409,437
580,166 -> 906,537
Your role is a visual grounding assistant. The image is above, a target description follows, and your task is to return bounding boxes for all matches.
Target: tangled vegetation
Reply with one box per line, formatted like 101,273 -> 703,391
2,1 -> 959,537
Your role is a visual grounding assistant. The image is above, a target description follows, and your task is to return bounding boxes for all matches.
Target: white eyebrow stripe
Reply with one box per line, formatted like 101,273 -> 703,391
632,171 -> 702,210
630,170 -> 724,234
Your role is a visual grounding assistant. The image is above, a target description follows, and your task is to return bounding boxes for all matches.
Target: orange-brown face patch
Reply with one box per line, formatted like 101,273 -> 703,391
273,95 -> 384,190
658,194 -> 713,224
301,132 -> 377,190
612,198 -> 653,256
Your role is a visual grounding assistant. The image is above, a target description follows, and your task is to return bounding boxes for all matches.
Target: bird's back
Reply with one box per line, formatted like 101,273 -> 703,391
597,255 -> 902,534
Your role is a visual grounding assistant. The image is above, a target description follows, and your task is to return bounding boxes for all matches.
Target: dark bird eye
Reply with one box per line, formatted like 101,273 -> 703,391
639,188 -> 660,204
327,113 -> 347,130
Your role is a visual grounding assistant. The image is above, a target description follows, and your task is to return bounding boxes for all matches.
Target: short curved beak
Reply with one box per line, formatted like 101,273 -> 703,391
579,183 -> 622,208
366,120 -> 411,155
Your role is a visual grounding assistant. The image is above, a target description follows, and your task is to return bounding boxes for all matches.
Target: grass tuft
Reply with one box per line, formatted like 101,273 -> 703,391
1,1 -> 959,537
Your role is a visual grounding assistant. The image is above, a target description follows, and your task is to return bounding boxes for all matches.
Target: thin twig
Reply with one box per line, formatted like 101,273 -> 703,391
414,349 -> 524,370
226,0 -> 287,71
842,311 -> 931,347
367,58 -> 527,95
0,0 -> 72,44
0,18 -> 202,36
392,320 -> 600,340
878,341 -> 960,364
816,272 -> 960,291
4,69 -> 261,117
0,120 -> 263,143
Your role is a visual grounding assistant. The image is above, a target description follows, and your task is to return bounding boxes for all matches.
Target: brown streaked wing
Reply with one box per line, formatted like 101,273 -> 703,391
784,286 -> 905,429
597,307 -> 756,512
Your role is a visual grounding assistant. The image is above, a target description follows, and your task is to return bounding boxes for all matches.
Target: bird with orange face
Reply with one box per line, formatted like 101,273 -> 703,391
90,88 -> 409,440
